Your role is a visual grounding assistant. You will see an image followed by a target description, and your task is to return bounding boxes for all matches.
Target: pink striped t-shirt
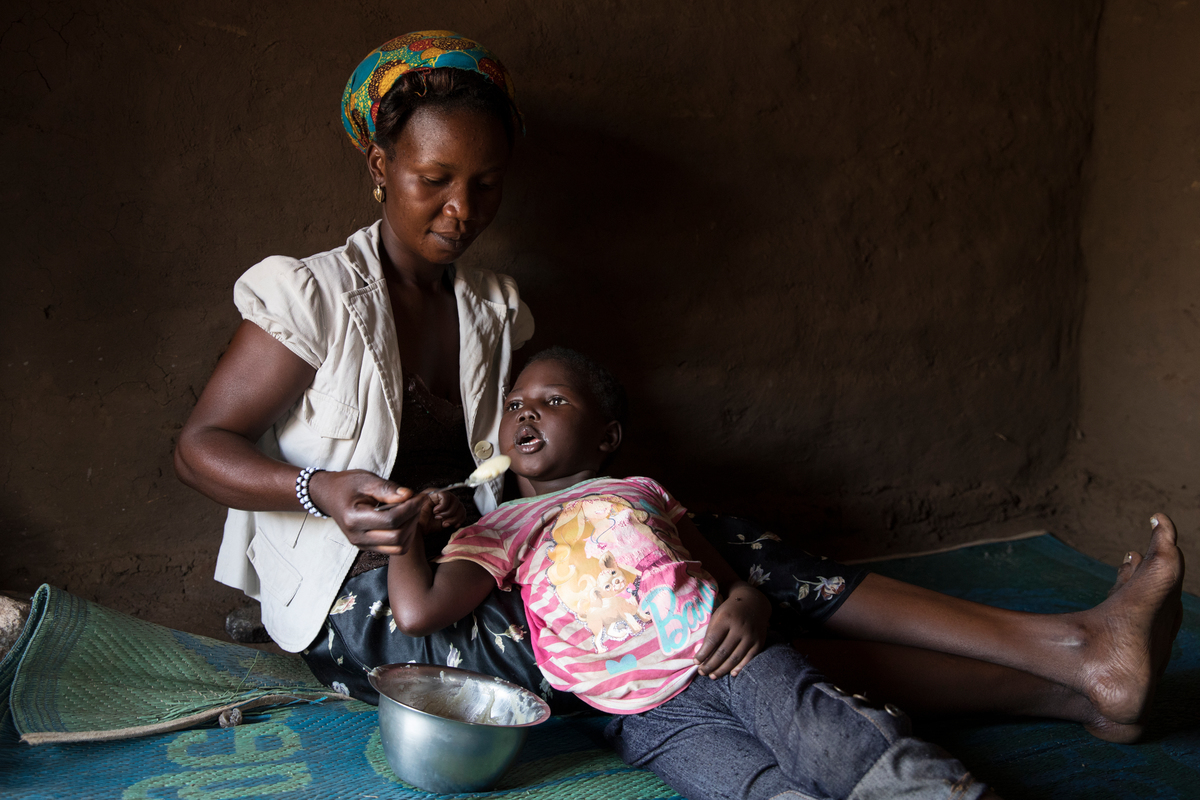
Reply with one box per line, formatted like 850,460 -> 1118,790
437,477 -> 717,714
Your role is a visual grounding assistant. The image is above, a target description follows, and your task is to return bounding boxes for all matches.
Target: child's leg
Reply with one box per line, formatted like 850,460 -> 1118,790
607,645 -> 991,800
606,691 -> 807,800
821,514 -> 1184,727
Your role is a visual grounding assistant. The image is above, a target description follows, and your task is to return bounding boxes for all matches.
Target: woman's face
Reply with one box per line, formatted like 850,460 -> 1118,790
367,105 -> 511,273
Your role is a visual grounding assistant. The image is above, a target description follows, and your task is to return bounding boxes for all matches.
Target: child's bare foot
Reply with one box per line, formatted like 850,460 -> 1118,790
1075,513 -> 1184,725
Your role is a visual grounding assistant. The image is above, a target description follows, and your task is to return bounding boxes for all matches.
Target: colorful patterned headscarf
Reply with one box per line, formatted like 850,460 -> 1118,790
341,30 -> 522,154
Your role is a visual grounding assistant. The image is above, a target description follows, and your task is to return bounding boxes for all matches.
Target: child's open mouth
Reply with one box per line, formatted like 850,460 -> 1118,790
515,425 -> 545,454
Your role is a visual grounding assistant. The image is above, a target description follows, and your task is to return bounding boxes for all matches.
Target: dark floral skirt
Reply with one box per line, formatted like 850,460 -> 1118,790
300,514 -> 869,709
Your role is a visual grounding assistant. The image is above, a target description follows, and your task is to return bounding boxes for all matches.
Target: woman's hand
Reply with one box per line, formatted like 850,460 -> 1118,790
428,491 -> 467,530
306,469 -> 430,555
694,580 -> 772,679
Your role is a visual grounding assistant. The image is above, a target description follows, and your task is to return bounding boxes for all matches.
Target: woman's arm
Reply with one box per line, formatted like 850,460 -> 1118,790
387,514 -> 497,636
174,320 -> 427,554
676,513 -> 772,678
676,513 -> 741,593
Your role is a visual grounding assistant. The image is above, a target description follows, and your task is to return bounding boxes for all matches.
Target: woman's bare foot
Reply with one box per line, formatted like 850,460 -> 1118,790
1082,708 -> 1144,743
1075,513 -> 1184,725
1075,550 -> 1149,742
1107,549 -> 1141,597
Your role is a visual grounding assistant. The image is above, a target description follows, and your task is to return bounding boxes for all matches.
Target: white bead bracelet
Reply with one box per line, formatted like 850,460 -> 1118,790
295,467 -> 329,518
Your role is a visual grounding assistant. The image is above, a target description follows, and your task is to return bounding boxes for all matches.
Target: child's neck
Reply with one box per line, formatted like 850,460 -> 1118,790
516,467 -> 602,498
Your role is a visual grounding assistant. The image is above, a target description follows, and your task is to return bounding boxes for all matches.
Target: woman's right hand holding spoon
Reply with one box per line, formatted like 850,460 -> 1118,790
306,469 -> 428,555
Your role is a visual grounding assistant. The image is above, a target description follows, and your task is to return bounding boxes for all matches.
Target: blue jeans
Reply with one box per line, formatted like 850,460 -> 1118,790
605,645 -> 987,800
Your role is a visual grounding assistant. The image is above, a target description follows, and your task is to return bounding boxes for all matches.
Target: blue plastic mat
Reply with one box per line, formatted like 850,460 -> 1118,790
1,534 -> 1196,799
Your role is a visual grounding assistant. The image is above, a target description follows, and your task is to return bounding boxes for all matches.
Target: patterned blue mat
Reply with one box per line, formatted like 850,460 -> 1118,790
1,534 -> 1196,799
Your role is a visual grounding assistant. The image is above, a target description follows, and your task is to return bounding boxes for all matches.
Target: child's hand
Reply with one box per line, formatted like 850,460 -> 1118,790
428,490 -> 467,531
694,581 -> 771,680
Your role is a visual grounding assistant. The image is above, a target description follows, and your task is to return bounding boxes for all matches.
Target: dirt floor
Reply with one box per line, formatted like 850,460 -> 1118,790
2,0 -> 1195,644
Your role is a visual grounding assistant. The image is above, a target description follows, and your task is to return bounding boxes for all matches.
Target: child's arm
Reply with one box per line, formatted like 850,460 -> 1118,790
387,499 -> 497,637
675,514 -> 773,680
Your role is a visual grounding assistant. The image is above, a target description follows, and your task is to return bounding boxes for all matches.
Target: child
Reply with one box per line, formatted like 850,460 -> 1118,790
387,347 -> 998,800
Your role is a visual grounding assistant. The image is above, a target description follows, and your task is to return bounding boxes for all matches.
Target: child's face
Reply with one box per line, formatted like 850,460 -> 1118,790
500,359 -> 617,493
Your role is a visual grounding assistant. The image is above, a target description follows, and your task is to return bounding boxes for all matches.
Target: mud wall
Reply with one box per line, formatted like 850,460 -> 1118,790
1055,0 -> 1200,593
0,0 -> 1103,638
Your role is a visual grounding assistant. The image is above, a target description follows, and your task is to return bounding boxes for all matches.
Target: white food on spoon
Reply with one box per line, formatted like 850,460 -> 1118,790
375,455 -> 513,512
468,455 -> 511,486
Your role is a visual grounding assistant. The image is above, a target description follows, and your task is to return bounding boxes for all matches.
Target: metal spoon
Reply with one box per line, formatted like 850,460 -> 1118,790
374,455 -> 511,512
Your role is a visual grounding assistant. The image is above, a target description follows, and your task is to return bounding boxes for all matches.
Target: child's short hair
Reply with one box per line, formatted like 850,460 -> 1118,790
525,347 -> 628,425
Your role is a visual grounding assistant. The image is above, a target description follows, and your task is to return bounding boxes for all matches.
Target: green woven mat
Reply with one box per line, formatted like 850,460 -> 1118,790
2,585 -> 344,744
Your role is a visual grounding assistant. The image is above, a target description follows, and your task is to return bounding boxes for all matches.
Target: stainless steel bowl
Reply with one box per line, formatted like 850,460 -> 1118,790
368,663 -> 551,793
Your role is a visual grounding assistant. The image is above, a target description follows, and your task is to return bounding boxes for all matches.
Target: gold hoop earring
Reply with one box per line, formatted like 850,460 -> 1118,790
373,185 -> 385,203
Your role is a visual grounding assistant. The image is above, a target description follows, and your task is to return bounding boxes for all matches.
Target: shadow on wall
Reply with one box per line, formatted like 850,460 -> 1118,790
472,89 -> 1087,556
471,116 -> 758,486
503,117 -> 756,364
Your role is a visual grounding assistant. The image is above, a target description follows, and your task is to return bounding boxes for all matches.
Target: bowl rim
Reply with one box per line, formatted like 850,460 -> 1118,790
368,662 -> 552,728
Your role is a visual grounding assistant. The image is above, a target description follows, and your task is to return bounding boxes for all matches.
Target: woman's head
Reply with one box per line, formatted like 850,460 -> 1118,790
366,103 -> 510,269
343,32 -> 522,271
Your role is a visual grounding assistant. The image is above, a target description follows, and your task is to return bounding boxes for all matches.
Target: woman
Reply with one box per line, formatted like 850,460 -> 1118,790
176,31 -> 1184,738
175,31 -> 559,701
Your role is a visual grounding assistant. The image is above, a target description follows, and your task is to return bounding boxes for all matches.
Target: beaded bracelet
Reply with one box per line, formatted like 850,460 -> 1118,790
295,467 -> 329,518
